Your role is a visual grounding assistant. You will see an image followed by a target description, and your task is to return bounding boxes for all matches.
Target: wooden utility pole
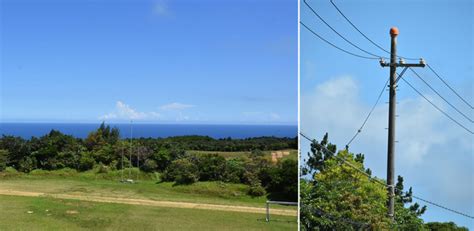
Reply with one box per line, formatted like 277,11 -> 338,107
380,27 -> 425,220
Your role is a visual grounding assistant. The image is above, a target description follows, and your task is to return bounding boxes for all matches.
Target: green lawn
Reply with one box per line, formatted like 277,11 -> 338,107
0,176 -> 291,209
0,170 -> 297,209
188,149 -> 298,162
0,195 -> 296,231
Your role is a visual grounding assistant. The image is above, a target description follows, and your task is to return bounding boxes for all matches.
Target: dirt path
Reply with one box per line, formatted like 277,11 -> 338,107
0,189 -> 296,216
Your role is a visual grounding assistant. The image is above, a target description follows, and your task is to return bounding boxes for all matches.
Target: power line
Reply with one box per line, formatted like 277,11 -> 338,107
329,0 -> 419,61
300,21 -> 379,60
399,76 -> 474,134
300,131 -> 474,220
346,77 -> 389,147
300,132 -> 387,187
411,195 -> 474,219
303,0 -> 386,59
328,0 -> 473,112
409,68 -> 473,123
426,64 -> 474,109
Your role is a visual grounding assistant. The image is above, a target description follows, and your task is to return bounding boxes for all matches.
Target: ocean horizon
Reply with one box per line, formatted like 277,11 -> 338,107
0,123 -> 297,139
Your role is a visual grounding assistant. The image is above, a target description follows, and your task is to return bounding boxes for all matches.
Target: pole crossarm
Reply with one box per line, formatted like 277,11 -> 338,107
380,59 -> 426,68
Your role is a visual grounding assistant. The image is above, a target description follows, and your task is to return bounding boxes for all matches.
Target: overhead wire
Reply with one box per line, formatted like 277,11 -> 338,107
426,64 -> 474,109
329,0 -> 419,61
409,68 -> 473,123
328,0 -> 472,111
303,0 -> 386,59
346,77 -> 389,147
399,75 -> 474,134
300,21 -> 379,60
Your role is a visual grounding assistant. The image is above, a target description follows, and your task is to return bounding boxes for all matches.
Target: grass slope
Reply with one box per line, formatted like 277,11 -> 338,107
188,149 -> 298,162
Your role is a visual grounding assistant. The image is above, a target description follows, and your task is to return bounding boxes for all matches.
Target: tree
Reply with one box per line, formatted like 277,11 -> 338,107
266,159 -> 298,201
222,158 -> 246,183
196,154 -> 226,181
152,148 -> 172,171
0,135 -> 29,168
393,175 -> 425,229
301,133 -> 336,176
424,222 -> 468,231
141,159 -> 158,172
163,158 -> 199,185
301,134 -> 390,230
300,134 -> 438,230
0,149 -> 8,171
18,156 -> 37,172
78,151 -> 95,171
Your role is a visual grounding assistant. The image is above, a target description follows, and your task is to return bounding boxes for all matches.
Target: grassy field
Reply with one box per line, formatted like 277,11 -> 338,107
0,195 -> 296,231
0,169 -> 296,230
0,172 -> 295,208
188,149 -> 298,162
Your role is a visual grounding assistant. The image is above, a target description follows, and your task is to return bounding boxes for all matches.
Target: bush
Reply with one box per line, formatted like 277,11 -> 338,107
248,182 -> 266,197
4,166 -> 18,174
163,158 -> 199,185
78,152 -> 95,171
266,159 -> 298,201
142,159 -> 158,172
222,158 -> 246,183
95,164 -> 109,174
19,156 -> 37,173
29,169 -> 49,175
196,154 -> 226,181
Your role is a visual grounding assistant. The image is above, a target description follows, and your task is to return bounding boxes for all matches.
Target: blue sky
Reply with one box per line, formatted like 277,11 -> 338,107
1,0 -> 297,125
301,0 -> 473,228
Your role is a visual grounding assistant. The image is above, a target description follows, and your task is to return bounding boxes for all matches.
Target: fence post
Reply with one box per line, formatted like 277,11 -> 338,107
266,201 -> 270,222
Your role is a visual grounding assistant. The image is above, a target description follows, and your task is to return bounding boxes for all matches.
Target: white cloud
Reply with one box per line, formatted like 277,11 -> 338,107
99,101 -> 161,120
160,102 -> 195,111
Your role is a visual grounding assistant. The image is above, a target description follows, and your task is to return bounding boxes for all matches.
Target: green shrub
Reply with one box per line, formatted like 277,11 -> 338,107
54,168 -> 78,176
248,182 -> 266,197
163,158 -> 199,185
196,154 -> 226,181
79,152 -> 95,171
19,157 -> 37,173
4,166 -> 18,174
142,159 -> 158,172
222,158 -> 246,183
29,169 -> 49,175
95,164 -> 109,174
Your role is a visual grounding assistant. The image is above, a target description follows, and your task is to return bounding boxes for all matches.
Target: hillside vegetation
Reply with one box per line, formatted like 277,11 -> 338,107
0,123 -> 297,202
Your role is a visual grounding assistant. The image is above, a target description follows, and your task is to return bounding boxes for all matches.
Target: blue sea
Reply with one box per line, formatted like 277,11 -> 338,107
0,123 -> 297,139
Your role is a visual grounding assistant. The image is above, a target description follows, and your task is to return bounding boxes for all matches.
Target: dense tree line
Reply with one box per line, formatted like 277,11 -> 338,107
300,133 -> 467,230
134,135 -> 297,152
0,123 -> 297,201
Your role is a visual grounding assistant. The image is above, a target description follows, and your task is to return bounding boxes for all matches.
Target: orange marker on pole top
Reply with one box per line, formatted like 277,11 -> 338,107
390,27 -> 399,37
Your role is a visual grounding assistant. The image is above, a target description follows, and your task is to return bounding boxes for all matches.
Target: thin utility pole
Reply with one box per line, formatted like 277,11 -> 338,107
137,148 -> 139,182
380,27 -> 425,220
129,120 -> 133,179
